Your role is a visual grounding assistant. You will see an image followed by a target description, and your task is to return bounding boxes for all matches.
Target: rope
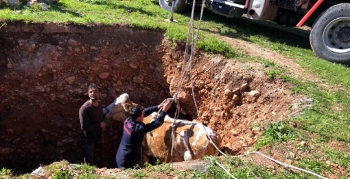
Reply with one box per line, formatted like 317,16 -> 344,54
168,0 -> 199,164
167,0 -> 229,168
207,157 -> 237,179
247,151 -> 328,179
174,0 -> 197,97
186,0 -> 227,158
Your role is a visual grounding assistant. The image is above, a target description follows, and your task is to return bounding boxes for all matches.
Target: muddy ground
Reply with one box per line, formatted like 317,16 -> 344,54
0,22 -> 306,174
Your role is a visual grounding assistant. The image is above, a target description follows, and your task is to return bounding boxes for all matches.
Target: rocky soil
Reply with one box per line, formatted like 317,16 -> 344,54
0,22 -> 308,175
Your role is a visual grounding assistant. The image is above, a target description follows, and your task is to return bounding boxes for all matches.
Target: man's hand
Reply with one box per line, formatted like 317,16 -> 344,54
158,98 -> 174,109
162,99 -> 172,112
100,121 -> 107,129
105,112 -> 112,119
158,100 -> 165,109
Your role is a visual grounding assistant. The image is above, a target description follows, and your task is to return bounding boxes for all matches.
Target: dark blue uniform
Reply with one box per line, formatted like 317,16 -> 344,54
116,106 -> 166,169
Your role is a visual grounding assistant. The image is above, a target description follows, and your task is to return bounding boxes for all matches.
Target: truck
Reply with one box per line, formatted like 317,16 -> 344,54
158,0 -> 350,64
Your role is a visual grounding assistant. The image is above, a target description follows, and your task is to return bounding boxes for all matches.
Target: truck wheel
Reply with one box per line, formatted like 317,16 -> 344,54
159,0 -> 187,13
310,3 -> 350,64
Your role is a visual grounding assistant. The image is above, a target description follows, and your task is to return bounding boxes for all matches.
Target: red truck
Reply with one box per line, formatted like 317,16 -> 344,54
159,0 -> 350,64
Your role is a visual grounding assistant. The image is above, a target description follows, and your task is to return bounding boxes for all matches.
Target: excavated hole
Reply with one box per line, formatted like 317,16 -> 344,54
0,22 -> 305,174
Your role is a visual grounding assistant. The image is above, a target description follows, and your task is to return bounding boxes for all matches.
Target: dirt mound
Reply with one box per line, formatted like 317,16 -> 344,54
0,22 -> 304,173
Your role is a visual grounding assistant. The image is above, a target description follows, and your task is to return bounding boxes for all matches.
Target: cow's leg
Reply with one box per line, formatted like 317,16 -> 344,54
141,136 -> 151,166
180,131 -> 194,161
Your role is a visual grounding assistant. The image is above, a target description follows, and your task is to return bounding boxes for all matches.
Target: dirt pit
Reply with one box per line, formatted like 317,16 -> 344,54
0,22 -> 305,174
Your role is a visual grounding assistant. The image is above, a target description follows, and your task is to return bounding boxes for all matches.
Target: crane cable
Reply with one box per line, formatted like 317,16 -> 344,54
166,0 -> 231,175
165,1 -> 236,177
167,0 -> 204,164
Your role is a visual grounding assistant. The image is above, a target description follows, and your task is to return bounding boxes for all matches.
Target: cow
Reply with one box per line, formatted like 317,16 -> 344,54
106,93 -> 222,164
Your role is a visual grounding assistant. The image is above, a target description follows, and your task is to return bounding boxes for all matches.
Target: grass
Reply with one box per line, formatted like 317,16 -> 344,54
1,0 -> 350,178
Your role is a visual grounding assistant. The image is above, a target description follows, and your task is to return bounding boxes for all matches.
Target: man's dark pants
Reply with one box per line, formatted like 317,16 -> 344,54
81,140 -> 95,165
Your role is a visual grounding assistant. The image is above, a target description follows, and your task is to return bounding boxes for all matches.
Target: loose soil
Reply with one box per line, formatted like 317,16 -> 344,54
0,22 -> 333,178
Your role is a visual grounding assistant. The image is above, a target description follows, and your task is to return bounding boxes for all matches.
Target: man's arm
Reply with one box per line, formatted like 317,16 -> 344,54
143,106 -> 159,117
141,111 -> 167,133
137,99 -> 172,134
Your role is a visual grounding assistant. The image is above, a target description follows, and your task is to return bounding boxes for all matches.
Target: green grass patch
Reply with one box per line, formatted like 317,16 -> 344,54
256,121 -> 298,148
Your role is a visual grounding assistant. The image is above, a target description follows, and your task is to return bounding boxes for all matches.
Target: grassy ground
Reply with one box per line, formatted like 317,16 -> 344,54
1,0 -> 350,178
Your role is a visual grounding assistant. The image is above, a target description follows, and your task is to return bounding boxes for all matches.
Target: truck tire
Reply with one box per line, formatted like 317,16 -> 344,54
310,3 -> 350,64
159,0 -> 187,13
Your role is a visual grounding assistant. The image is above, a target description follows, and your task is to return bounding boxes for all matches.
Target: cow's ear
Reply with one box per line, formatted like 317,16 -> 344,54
123,103 -> 131,112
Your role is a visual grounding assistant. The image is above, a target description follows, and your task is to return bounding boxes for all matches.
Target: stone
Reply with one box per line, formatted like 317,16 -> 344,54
65,76 -> 75,84
224,89 -> 232,96
288,121 -> 297,127
50,94 -> 56,101
7,0 -> 21,8
240,83 -> 249,91
232,94 -> 240,103
81,47 -> 87,53
35,86 -> 45,92
7,59 -> 12,69
13,138 -> 20,144
27,44 -> 36,52
133,76 -> 143,83
68,39 -> 79,46
17,39 -> 25,47
90,46 -> 98,50
99,72 -> 110,79
252,127 -> 260,134
230,129 -> 240,136
40,3 -> 48,10
129,63 -> 138,69
74,88 -> 83,94
248,90 -> 260,97
232,87 -> 240,95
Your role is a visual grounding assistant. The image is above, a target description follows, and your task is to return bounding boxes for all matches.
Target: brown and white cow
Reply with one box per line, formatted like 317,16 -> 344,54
106,93 -> 222,163
142,112 -> 222,163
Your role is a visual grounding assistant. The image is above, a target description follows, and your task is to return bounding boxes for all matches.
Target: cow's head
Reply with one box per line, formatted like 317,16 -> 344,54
103,93 -> 138,123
